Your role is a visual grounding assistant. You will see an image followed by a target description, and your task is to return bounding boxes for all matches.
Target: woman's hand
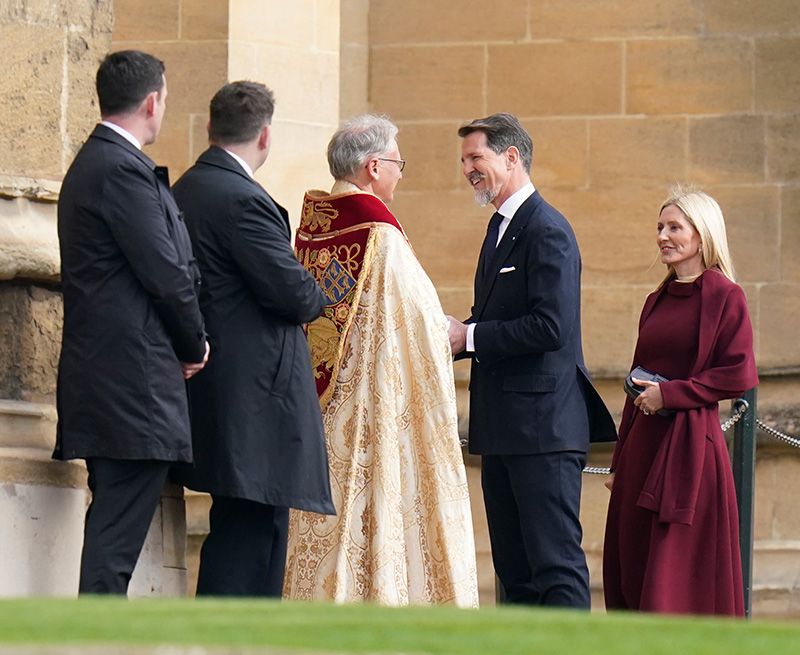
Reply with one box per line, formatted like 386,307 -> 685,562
632,377 -> 664,416
604,474 -> 614,491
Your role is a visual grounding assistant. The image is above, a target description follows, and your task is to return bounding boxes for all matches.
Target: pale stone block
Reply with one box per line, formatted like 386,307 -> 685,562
581,469 -> 613,554
112,41 -> 228,117
112,0 -> 179,41
252,45 -> 339,126
523,119 -> 588,189
582,286 -> 639,378
315,0 -> 340,53
395,122 -> 462,192
229,0 -> 315,48
0,0 -> 65,25
705,0 -> 800,34
228,40 -> 258,79
371,45 -> 484,121
340,0 -> 368,45
0,197 -> 59,282
0,284 -> 62,403
753,542 -> 800,589
465,464 -> 493,606
704,185 -> 780,283
768,457 -> 800,539
546,186 -> 668,286
66,0 -> 113,33
758,283 -> 800,369
781,186 -> 800,283
488,42 -> 623,117
180,0 -> 228,40
129,490 -> 188,597
589,118 -> 687,188
143,112 -> 192,181
689,116 -> 766,185
531,0 -> 702,39
436,288 -> 474,322
0,481 -> 86,597
767,115 -> 800,183
389,189 -> 491,288
65,33 -> 107,166
370,0 -> 526,44
160,495 -> 186,569
0,399 -> 56,451
0,24 -> 64,178
340,43 -> 368,118
189,113 -> 210,165
627,38 -> 753,115
257,120 -> 337,229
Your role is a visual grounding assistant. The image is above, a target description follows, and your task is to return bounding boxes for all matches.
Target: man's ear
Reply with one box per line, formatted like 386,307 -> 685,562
506,146 -> 520,169
367,157 -> 380,180
144,91 -> 158,118
258,124 -> 270,150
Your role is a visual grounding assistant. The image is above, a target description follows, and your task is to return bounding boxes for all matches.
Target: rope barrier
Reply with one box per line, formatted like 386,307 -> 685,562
582,397 -> 799,475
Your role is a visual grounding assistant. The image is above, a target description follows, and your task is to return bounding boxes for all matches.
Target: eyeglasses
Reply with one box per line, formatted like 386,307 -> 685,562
377,158 -> 406,172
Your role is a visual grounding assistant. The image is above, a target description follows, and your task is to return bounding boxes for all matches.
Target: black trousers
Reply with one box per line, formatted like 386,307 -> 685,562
196,495 -> 289,597
79,458 -> 170,595
482,451 -> 590,608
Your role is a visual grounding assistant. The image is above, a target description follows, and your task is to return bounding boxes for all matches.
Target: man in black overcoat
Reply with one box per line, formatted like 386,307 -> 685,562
172,81 -> 334,597
447,113 -> 617,608
55,50 -> 209,594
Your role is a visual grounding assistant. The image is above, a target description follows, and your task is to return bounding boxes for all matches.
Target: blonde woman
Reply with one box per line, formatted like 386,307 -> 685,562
603,187 -> 758,615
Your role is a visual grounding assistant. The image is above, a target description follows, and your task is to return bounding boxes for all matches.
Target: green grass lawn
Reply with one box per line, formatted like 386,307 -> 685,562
0,598 -> 798,654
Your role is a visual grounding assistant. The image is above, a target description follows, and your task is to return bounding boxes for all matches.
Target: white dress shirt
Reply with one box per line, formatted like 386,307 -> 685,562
466,181 -> 536,352
223,149 -> 254,178
100,120 -> 142,150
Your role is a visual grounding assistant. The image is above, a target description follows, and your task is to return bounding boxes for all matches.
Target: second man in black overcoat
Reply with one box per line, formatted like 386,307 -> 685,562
173,82 -> 334,596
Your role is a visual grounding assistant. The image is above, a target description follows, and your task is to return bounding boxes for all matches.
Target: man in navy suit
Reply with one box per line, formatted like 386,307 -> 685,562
447,113 -> 616,607
56,50 -> 209,594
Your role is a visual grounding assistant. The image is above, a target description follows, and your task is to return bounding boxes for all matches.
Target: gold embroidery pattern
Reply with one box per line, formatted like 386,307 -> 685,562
284,225 -> 479,607
300,198 -> 338,233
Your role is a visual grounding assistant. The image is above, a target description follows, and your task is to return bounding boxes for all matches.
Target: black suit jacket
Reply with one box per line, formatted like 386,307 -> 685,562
55,124 -> 206,462
466,190 -> 616,455
172,147 -> 334,514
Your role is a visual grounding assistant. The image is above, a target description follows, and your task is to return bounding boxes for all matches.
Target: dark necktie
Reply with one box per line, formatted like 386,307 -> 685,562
481,211 -> 503,279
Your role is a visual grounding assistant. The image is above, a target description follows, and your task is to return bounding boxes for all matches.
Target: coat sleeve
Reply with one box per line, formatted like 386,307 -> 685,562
472,221 -> 578,365
230,195 -> 327,324
659,285 -> 757,410
103,160 -> 206,363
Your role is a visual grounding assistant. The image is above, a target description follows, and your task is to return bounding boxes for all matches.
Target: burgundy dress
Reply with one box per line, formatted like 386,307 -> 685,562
603,270 -> 757,615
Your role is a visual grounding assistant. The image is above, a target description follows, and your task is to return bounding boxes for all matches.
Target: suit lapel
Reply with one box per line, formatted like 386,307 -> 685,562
473,191 -> 540,320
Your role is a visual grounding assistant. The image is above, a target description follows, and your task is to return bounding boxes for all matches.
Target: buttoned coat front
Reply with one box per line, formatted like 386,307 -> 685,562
466,191 -> 617,455
55,124 -> 206,463
172,147 -> 334,514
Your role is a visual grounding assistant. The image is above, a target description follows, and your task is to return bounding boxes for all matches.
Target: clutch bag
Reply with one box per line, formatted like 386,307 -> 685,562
624,366 -> 675,416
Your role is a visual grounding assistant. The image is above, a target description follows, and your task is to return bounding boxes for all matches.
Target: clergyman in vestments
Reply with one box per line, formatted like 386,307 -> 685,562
284,114 -> 479,607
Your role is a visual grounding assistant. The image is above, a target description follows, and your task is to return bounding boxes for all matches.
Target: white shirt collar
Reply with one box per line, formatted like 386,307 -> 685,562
223,149 -> 254,178
496,181 -> 536,220
100,120 -> 142,150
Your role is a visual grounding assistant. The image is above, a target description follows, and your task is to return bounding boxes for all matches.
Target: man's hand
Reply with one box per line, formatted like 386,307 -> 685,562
182,340 -> 210,380
446,315 -> 467,355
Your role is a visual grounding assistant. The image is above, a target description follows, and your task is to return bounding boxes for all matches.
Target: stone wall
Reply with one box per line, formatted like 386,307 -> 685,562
367,0 -> 800,378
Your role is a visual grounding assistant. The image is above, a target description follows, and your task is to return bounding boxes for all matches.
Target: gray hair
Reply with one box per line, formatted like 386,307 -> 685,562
327,114 -> 399,180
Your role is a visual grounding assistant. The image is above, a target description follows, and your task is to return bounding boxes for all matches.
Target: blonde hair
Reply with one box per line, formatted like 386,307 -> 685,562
657,185 -> 735,288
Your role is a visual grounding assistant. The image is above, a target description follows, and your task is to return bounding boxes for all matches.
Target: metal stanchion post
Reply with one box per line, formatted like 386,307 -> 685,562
731,388 -> 757,618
